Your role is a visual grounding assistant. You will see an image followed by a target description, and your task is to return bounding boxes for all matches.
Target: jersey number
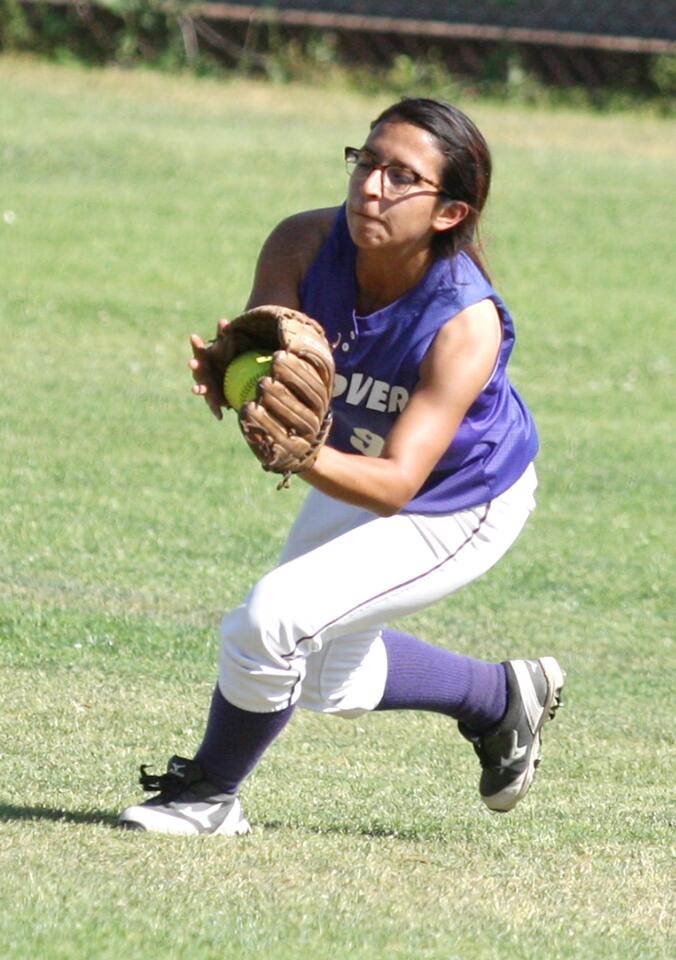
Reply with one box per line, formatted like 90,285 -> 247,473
349,427 -> 385,457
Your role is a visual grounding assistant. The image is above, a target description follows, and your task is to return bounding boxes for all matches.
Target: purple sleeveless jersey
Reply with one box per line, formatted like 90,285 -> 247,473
300,205 -> 539,514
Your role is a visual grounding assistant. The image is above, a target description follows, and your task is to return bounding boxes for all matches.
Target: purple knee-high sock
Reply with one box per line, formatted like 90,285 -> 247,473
375,629 -> 507,732
194,686 -> 294,794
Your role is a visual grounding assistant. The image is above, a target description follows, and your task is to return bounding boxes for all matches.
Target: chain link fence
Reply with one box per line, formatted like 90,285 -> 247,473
190,1 -> 675,90
6,1 -> 676,95
198,1 -> 674,44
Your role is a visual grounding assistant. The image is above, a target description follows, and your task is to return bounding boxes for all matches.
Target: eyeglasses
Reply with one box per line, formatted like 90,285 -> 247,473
344,146 -> 446,197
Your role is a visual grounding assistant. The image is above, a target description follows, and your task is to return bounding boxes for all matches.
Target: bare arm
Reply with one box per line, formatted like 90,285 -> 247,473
189,208 -> 337,417
302,298 -> 502,515
245,210 -> 334,309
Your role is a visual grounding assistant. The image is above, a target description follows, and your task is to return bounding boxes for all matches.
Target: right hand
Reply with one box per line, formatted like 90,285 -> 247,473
188,319 -> 229,420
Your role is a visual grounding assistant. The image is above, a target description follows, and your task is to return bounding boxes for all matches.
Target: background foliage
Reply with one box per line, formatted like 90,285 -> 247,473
1,0 -> 674,110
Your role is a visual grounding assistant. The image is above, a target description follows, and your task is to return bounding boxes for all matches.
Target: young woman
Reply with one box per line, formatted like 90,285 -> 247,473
119,97 -> 564,835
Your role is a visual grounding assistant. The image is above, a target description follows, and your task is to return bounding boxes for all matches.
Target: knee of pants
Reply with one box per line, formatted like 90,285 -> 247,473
220,571 -> 303,665
217,572 -> 310,712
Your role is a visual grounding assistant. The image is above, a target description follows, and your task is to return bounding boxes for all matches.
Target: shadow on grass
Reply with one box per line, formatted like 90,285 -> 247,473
256,816 -> 447,842
0,803 -> 118,827
0,806 -> 457,841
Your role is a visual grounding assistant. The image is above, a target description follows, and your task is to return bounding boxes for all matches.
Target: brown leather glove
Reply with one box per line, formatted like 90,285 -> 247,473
218,305 -> 335,484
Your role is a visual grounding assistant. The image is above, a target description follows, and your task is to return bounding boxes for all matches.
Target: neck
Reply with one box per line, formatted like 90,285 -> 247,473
355,245 -> 435,314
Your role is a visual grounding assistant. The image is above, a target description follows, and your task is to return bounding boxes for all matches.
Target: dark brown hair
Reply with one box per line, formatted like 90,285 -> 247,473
371,97 -> 492,273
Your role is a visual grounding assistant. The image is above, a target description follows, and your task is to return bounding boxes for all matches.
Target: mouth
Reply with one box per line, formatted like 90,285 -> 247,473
350,208 -> 381,223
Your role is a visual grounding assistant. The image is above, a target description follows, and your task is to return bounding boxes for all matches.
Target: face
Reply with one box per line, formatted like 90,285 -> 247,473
345,120 -> 466,254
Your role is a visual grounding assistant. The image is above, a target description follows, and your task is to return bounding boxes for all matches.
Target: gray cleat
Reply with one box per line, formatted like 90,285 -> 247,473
459,657 -> 565,812
118,755 -> 251,836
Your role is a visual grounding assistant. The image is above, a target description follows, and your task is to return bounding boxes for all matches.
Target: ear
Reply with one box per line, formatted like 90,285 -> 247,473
431,200 -> 470,235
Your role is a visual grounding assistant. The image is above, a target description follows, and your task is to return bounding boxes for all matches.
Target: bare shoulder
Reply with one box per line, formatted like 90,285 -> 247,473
247,207 -> 339,309
276,206 -> 339,233
266,207 -> 338,259
421,298 -> 501,383
434,298 -> 501,351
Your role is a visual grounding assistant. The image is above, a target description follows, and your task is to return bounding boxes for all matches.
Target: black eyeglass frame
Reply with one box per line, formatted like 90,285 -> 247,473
344,146 -> 449,197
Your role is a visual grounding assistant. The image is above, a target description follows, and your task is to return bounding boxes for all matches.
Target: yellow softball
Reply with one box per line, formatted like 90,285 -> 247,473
224,351 -> 274,408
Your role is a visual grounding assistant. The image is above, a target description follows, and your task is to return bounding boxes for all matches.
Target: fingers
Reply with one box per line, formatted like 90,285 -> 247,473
188,356 -> 206,383
189,333 -> 224,419
189,335 -> 210,382
188,334 -> 214,385
190,382 -> 223,419
190,332 -> 207,357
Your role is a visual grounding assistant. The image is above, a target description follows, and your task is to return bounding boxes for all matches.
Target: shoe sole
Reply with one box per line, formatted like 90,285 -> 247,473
485,656 -> 566,813
117,804 -> 252,836
118,814 -> 252,836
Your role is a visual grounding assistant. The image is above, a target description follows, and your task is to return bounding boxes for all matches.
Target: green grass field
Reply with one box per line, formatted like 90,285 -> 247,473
0,55 -> 673,959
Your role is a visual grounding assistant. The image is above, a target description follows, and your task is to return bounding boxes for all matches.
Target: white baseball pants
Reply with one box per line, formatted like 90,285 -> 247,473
218,463 -> 537,717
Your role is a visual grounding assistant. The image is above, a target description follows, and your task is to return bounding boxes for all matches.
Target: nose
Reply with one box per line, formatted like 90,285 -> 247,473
360,165 -> 385,198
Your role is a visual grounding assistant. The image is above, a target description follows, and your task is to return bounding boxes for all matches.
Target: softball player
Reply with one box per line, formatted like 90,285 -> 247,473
120,97 -> 565,835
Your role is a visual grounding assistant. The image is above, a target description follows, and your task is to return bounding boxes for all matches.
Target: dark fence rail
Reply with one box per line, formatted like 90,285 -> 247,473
199,1 -> 676,47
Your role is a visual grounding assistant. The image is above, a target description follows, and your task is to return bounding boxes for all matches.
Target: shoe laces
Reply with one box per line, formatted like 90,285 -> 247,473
138,755 -> 203,799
